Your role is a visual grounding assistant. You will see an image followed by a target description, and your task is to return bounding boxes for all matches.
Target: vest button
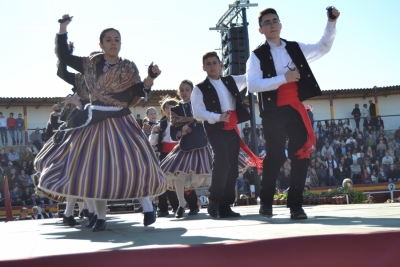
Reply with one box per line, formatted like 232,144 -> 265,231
213,101 -> 215,103
215,110 -> 218,112
269,56 -> 272,59
315,84 -> 318,87
301,64 -> 303,67
268,98 -> 271,101
308,74 -> 311,77
268,74 -> 271,77
235,93 -> 237,96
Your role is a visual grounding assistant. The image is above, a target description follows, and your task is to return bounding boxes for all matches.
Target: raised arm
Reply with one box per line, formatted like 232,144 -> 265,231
57,14 -> 84,73
57,41 -> 76,86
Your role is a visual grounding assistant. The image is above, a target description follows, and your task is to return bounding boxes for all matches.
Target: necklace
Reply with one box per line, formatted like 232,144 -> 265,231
103,57 -> 120,72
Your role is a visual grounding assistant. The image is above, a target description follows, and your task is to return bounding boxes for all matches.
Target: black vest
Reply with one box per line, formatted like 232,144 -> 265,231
253,39 -> 322,116
170,102 -> 208,152
196,76 -> 251,131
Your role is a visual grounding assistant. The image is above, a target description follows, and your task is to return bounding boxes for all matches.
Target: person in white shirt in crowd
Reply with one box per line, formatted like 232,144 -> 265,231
0,112 -> 8,146
321,142 -> 335,160
382,151 -> 393,166
31,206 -> 44,220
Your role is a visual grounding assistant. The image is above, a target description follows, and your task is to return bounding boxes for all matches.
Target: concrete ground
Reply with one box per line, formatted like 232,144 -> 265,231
0,203 -> 399,261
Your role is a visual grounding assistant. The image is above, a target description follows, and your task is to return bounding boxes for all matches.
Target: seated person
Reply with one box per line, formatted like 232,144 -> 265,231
25,193 -> 42,206
386,165 -> 399,182
15,207 -> 32,221
31,206 -> 44,220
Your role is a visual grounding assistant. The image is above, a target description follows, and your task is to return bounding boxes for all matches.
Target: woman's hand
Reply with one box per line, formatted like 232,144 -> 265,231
144,62 -> 161,87
59,14 -> 73,34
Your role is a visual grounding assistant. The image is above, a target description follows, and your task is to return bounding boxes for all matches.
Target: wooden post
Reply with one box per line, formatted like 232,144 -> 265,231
374,86 -> 379,116
3,175 -> 14,222
23,101 -> 28,145
329,93 -> 334,119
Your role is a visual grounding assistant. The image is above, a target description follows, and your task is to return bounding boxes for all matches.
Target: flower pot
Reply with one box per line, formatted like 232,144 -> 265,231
303,197 -> 309,205
273,199 -> 278,205
312,197 -> 319,205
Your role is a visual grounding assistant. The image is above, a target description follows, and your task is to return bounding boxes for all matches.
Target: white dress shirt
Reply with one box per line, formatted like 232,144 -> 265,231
247,21 -> 337,93
148,120 -> 173,145
192,75 -> 247,124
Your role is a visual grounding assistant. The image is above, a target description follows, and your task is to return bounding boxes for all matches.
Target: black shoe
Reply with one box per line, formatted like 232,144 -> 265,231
137,206 -> 143,213
86,214 -> 97,228
290,207 -> 308,220
143,204 -> 157,227
188,208 -> 199,216
64,215 -> 80,226
92,219 -> 107,232
175,206 -> 185,218
207,200 -> 219,218
79,211 -> 84,219
219,209 -> 241,218
83,209 -> 89,218
259,202 -> 273,218
87,212 -> 95,222
157,211 -> 169,217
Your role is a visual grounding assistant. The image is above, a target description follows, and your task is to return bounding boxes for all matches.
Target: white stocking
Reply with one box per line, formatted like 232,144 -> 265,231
64,197 -> 77,217
85,199 -> 96,213
174,179 -> 185,208
94,200 -> 107,220
139,197 -> 154,212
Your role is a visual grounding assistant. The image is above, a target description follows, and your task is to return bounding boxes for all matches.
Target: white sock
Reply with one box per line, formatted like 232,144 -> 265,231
78,201 -> 84,212
174,179 -> 185,208
94,200 -> 107,220
64,197 -> 77,217
139,197 -> 154,212
85,199 -> 96,213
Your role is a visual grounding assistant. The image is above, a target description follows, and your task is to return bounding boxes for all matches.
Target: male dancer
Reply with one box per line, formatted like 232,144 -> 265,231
192,52 -> 252,218
247,7 -> 340,219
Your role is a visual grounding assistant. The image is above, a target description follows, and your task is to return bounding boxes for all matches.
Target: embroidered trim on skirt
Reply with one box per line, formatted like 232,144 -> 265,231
34,115 -> 166,200
161,145 -> 213,190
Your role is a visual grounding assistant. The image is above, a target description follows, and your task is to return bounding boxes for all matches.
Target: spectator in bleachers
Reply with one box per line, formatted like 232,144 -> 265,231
16,113 -> 24,145
8,148 -> 20,167
377,133 -> 388,146
7,113 -> 17,146
352,127 -> 363,138
386,165 -> 399,182
0,148 -> 7,167
321,142 -> 334,160
350,160 -> 362,184
351,104 -> 361,129
315,121 -> 324,136
394,127 -> 400,143
365,134 -> 376,150
352,142 -> 361,154
325,154 -> 337,168
279,169 -> 291,189
135,114 -> 144,128
21,187 -> 32,203
308,166 -> 318,188
41,128 -> 49,144
344,152 -> 353,169
371,159 -> 381,173
343,118 -> 353,133
370,170 -> 378,183
334,162 -> 347,185
306,105 -> 314,128
327,163 -> 335,186
376,140 -> 387,160
343,128 -> 352,139
316,164 -> 326,187
25,193 -> 42,206
355,133 -> 365,152
387,145 -> 395,160
351,150 -> 360,162
242,123 -> 251,146
18,169 -> 30,187
10,186 -> 21,203
378,167 -> 387,183
21,147 -> 34,165
330,119 -> 337,132
15,207 -> 32,221
369,100 -> 376,119
315,132 -> 324,152
361,103 -> 369,119
31,206 -> 44,220
363,116 -> 374,134
375,115 -> 384,130
382,151 -> 394,166
336,141 -> 348,159
357,152 -> 367,166
7,168 -> 20,188
42,205 -> 55,219
332,135 -> 341,150
337,119 -> 344,130
361,163 -> 371,184
29,127 -> 42,151
0,112 -> 8,146
27,142 -> 38,157
19,161 -> 32,176
365,146 -> 376,161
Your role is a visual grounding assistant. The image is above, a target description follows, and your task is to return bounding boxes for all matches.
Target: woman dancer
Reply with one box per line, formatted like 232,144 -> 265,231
160,80 -> 212,218
35,15 -> 165,231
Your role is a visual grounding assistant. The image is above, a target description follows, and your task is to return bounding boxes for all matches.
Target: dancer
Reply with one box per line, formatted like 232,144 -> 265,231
160,80 -> 211,218
142,107 -> 159,137
247,7 -> 340,219
149,97 -> 199,217
35,14 -> 165,231
192,52 -> 261,218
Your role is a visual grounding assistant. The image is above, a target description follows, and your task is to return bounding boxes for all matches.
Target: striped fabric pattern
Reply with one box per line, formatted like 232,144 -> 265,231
34,115 -> 166,200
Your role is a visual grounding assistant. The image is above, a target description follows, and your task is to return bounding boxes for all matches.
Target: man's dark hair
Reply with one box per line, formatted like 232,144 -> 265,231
10,113 -> 14,116
258,8 -> 279,27
202,51 -> 220,65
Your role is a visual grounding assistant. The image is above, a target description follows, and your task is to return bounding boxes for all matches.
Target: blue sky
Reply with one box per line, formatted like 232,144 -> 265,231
0,0 -> 399,97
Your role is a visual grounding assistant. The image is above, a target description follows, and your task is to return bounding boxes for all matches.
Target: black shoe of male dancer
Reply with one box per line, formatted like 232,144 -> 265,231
87,212 -> 94,222
290,207 -> 308,220
175,206 -> 185,218
219,206 -> 241,218
259,202 -> 273,218
188,207 -> 200,215
92,219 -> 107,232
86,214 -> 98,228
143,204 -> 157,227
157,211 -> 169,217
64,215 -> 80,226
79,211 -> 84,219
83,209 -> 89,218
207,200 -> 219,218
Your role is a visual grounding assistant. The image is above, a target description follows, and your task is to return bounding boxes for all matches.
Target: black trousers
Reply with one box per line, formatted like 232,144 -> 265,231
261,106 -> 310,209
157,152 -> 199,212
207,129 -> 240,210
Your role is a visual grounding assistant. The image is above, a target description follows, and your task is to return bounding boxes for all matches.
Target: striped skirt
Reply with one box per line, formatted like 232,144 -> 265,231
34,115 -> 166,200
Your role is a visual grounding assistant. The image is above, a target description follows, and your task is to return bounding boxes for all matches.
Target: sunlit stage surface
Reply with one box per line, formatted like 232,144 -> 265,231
1,203 -> 399,266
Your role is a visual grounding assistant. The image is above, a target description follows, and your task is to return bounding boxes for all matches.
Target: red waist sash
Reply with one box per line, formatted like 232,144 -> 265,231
277,82 -> 315,159
223,110 -> 264,173
161,142 -> 178,153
